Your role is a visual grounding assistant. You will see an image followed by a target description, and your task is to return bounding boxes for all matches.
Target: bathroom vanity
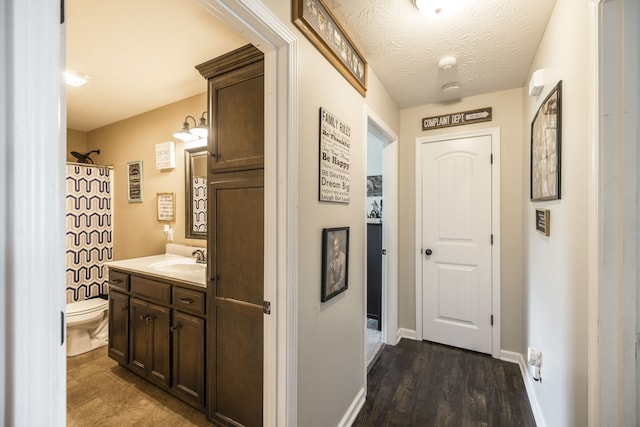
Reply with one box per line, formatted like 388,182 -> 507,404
107,252 -> 207,411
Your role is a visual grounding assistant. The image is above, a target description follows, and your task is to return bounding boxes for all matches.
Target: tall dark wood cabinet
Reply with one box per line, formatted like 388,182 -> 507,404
197,44 -> 265,427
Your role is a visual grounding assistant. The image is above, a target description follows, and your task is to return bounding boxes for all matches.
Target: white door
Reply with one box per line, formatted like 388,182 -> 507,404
420,135 -> 492,354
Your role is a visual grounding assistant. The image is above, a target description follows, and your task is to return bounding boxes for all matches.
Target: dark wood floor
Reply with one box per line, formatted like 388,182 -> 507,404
353,339 -> 536,427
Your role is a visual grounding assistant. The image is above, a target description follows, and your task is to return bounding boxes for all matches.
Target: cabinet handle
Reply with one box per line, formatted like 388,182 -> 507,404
109,279 -> 123,284
171,323 -> 181,331
121,306 -> 129,311
179,298 -> 194,305
139,314 -> 147,320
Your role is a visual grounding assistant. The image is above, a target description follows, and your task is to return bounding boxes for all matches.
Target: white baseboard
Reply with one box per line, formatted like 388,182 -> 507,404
396,328 -> 417,343
501,350 -> 547,427
338,386 -> 365,427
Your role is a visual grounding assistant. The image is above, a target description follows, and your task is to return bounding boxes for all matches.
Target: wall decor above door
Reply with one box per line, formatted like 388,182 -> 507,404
293,0 -> 367,96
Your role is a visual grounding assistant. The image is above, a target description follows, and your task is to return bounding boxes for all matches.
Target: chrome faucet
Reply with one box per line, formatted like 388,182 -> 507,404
192,249 -> 207,264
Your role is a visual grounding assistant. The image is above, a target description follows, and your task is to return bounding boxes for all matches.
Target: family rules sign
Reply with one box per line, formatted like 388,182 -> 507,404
319,107 -> 351,203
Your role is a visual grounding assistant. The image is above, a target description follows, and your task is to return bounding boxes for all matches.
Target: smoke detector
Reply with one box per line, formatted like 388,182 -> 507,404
442,82 -> 461,93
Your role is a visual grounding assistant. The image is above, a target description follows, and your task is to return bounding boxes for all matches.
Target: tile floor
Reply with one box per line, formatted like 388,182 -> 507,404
67,347 -> 211,426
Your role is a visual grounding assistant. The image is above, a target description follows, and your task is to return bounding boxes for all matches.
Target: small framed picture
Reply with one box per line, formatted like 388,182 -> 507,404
156,192 -> 175,222
127,160 -> 143,203
535,208 -> 550,236
321,227 -> 349,302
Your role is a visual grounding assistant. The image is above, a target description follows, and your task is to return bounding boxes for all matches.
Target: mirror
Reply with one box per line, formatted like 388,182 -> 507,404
185,147 -> 207,239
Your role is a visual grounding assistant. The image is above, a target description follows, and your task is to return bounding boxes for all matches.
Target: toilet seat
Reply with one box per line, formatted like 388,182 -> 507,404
67,298 -> 108,324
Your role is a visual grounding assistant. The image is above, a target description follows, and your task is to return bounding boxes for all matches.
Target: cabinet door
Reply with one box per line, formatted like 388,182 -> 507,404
129,298 -> 170,388
108,290 -> 129,365
129,298 -> 149,377
172,311 -> 205,409
208,170 -> 264,426
209,60 -> 264,172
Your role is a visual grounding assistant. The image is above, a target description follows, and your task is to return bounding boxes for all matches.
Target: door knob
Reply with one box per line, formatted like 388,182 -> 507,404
425,248 -> 433,256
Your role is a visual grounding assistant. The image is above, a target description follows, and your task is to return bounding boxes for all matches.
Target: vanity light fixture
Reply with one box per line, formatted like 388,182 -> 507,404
173,112 -> 208,142
190,112 -> 208,138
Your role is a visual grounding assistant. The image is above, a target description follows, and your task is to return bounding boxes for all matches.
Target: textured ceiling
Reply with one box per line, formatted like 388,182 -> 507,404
326,0 -> 557,107
67,0 -> 556,131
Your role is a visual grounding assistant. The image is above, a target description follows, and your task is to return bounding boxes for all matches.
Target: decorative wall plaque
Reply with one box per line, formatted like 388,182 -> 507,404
319,107 -> 350,203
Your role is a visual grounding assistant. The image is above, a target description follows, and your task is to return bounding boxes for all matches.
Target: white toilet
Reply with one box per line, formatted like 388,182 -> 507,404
66,298 -> 109,356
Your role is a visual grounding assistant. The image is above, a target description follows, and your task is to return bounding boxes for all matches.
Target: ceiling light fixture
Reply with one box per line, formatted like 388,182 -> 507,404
64,69 -> 90,87
173,112 -> 208,142
438,56 -> 457,70
413,0 -> 443,16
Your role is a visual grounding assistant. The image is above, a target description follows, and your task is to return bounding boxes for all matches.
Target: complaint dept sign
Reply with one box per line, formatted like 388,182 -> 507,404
319,107 -> 351,203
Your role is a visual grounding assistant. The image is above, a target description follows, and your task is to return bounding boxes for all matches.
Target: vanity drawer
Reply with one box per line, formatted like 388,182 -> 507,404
108,270 -> 130,292
173,287 -> 206,316
130,276 -> 171,305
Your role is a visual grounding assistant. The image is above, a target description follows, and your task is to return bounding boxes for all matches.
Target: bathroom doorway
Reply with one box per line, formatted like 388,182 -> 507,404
364,109 -> 398,371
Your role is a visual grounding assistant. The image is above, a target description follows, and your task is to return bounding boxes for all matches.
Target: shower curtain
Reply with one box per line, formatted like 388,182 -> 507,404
193,176 -> 207,232
65,164 -> 113,303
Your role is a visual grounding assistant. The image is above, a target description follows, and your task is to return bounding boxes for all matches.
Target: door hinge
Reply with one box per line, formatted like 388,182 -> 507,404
490,234 -> 494,245
61,310 -> 65,345
263,301 -> 271,315
491,315 -> 494,326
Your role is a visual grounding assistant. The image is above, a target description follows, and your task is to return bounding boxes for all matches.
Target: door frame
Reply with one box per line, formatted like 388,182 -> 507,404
364,106 -> 399,348
414,127 -> 501,358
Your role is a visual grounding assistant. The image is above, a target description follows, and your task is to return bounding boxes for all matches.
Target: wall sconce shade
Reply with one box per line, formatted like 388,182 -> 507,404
190,112 -> 208,138
173,112 -> 208,142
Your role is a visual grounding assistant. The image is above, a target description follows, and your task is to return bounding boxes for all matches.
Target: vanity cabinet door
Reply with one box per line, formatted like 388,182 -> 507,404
172,310 -> 205,410
129,298 -> 171,388
108,290 -> 129,365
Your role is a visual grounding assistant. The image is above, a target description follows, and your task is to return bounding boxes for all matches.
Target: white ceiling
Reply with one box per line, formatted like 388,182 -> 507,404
66,0 -> 557,132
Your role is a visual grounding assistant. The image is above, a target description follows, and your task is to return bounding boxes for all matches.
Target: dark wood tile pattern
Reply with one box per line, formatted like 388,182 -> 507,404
353,339 -> 536,427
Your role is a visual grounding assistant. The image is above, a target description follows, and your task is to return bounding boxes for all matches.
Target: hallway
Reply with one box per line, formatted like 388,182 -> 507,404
354,339 -> 536,426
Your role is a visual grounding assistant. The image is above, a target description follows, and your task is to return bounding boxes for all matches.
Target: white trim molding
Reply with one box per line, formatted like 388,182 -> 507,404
501,350 -> 547,427
414,127 -> 501,358
337,387 -> 366,427
397,328 -> 418,343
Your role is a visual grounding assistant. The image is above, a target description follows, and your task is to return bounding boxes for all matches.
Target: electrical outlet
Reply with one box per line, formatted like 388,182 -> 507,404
527,347 -> 542,382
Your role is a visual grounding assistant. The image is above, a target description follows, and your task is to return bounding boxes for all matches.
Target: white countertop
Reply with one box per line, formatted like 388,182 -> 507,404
106,254 -> 206,288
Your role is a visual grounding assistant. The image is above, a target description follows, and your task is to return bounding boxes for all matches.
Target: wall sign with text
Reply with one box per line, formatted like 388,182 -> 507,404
421,107 -> 492,131
319,107 -> 351,203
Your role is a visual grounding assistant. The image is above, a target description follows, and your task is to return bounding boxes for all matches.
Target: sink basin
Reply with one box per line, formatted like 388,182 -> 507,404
149,258 -> 206,274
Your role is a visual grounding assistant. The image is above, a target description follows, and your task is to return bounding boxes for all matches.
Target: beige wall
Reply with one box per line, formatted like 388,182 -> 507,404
66,128 -> 87,163
295,52 -> 400,427
522,0 -> 589,424
85,93 -> 207,260
399,88 -> 524,352
256,0 -> 400,423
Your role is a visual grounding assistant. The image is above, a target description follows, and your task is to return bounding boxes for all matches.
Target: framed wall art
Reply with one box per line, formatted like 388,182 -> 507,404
293,0 -> 367,96
156,192 -> 175,222
127,160 -> 143,203
321,227 -> 349,302
531,81 -> 562,201
535,208 -> 550,236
